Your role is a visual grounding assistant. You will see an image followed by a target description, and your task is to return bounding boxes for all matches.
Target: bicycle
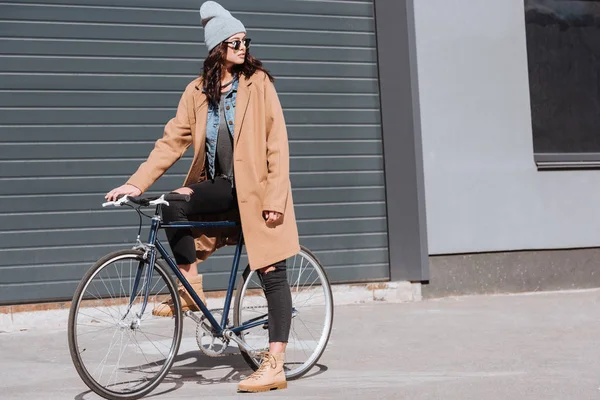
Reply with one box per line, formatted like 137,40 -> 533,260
67,193 -> 334,400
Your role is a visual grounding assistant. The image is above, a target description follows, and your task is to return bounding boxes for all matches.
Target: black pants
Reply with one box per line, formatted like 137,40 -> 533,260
162,177 -> 292,343
162,177 -> 237,265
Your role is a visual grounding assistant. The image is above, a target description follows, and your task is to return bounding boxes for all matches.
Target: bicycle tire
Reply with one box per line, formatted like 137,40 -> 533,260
68,250 -> 183,400
232,246 -> 334,380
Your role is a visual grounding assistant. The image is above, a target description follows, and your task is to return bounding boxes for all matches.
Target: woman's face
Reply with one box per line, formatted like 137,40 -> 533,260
223,33 -> 248,66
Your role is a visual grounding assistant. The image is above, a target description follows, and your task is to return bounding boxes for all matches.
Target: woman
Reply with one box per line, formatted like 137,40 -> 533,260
105,1 -> 299,393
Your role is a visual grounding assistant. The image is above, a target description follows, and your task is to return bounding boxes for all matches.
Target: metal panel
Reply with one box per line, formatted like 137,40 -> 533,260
373,0 -> 429,281
3,58 -> 379,77
1,3 -> 375,30
0,125 -> 383,141
0,109 -> 381,125
2,93 -> 382,109
0,217 -> 388,248
2,21 -> 376,46
0,74 -> 379,92
0,0 -> 389,304
0,202 -> 387,232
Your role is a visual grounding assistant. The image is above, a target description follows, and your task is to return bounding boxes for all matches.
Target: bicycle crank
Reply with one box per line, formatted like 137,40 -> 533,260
192,310 -> 230,357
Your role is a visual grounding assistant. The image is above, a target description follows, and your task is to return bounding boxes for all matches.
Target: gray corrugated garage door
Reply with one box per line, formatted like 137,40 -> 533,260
0,0 -> 389,304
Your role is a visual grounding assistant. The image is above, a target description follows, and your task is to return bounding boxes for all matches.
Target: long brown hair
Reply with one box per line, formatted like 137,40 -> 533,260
202,42 -> 274,106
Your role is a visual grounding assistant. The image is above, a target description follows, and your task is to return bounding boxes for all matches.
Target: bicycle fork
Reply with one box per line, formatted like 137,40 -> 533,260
123,214 -> 161,326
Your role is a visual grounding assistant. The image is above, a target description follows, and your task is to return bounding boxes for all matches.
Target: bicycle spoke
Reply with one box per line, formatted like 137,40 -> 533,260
93,327 -> 121,383
108,328 -> 132,388
77,312 -> 116,327
95,277 -> 120,321
130,333 -> 161,373
296,317 -> 320,344
136,331 -> 175,339
290,326 -> 310,359
137,330 -> 173,351
87,282 -> 119,322
297,288 -> 324,309
138,330 -> 168,359
295,318 -> 325,327
129,260 -> 134,303
104,269 -> 116,302
292,259 -> 307,304
77,326 -> 117,347
149,274 -> 165,296
115,263 -> 129,316
77,324 -> 114,334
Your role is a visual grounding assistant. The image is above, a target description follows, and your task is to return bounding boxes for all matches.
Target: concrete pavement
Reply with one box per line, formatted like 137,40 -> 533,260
1,289 -> 600,399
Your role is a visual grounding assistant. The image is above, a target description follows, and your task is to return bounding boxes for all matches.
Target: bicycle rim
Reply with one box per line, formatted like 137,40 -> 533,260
234,246 -> 334,379
68,250 -> 182,400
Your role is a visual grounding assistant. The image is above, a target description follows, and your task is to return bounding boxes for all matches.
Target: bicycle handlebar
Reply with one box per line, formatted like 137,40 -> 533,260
129,193 -> 191,205
102,193 -> 190,208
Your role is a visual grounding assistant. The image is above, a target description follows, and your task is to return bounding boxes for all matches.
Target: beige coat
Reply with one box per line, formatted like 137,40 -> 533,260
127,71 -> 300,270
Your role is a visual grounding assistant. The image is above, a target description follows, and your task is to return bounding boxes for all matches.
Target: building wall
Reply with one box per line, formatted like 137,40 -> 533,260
413,0 -> 600,255
0,0 -> 390,304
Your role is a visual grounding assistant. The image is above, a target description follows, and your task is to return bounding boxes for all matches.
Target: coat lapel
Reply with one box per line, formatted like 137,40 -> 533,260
184,87 -> 208,186
192,89 -> 208,154
234,76 -> 252,149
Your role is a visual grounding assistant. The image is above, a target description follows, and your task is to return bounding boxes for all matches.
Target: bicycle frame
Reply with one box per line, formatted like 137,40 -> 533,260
129,208 -> 268,338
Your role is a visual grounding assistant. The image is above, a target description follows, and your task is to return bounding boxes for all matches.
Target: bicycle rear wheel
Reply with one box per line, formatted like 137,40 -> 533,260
68,250 -> 182,400
233,246 -> 334,379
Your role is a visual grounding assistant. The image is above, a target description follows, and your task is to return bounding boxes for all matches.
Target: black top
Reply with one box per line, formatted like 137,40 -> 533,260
215,96 -> 234,184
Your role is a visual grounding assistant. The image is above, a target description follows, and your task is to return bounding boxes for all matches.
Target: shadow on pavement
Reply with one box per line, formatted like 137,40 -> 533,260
74,349 -> 328,399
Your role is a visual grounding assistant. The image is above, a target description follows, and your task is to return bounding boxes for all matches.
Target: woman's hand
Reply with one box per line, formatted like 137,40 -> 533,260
105,184 -> 142,201
263,210 -> 282,226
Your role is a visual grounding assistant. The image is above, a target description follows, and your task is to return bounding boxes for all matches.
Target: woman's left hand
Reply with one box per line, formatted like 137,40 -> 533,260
263,210 -> 282,225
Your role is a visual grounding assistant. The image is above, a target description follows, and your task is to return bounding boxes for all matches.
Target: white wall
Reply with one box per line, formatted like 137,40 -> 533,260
413,0 -> 600,255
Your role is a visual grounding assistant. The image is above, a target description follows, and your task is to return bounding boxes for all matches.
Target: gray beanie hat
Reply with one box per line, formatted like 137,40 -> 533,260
200,1 -> 246,52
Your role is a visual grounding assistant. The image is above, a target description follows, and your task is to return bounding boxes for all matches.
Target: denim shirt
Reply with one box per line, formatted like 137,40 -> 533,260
205,76 -> 238,180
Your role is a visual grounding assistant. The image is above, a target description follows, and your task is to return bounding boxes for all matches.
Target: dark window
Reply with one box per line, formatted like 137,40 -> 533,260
525,0 -> 600,168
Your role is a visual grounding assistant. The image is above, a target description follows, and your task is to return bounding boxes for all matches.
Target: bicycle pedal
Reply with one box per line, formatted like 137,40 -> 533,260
184,310 -> 202,324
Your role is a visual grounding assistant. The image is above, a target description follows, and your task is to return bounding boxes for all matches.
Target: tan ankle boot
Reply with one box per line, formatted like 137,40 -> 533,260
152,275 -> 207,317
237,352 -> 287,393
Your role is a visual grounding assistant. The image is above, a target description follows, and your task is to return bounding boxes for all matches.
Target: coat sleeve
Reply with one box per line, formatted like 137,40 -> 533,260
262,75 -> 291,215
127,87 -> 193,193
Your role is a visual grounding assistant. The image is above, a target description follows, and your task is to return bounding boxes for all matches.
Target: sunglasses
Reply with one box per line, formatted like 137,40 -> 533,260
223,38 -> 251,51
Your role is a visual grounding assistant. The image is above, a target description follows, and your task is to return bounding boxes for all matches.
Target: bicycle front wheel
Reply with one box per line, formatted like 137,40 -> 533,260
233,246 -> 334,379
68,250 -> 182,400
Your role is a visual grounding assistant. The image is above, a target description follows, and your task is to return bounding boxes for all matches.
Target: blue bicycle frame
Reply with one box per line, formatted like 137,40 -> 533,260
129,212 -> 267,337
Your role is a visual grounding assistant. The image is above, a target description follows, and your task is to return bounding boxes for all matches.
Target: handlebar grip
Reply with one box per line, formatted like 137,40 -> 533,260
126,196 -> 151,206
164,193 -> 191,202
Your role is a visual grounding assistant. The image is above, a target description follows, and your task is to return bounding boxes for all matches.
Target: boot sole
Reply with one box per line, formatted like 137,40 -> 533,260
237,381 -> 288,393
